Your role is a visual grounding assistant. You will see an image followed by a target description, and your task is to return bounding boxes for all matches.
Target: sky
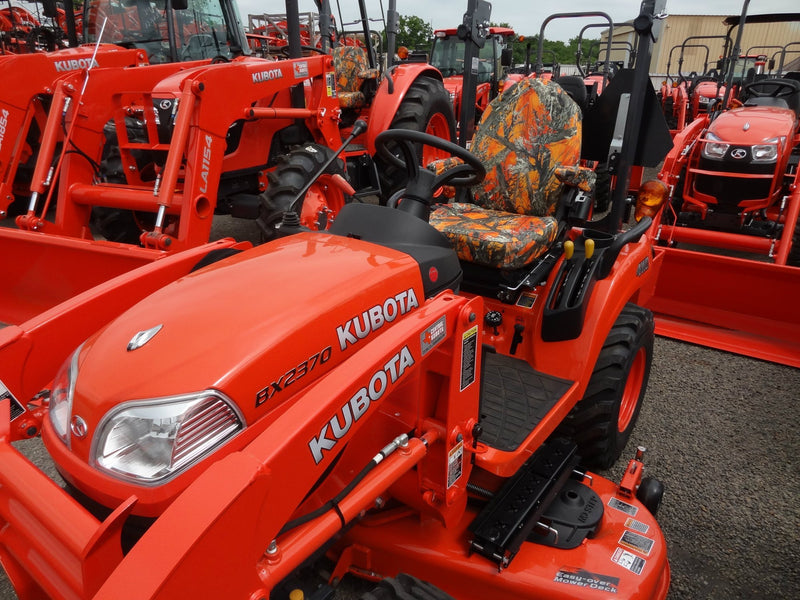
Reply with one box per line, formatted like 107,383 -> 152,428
236,1 -> 795,42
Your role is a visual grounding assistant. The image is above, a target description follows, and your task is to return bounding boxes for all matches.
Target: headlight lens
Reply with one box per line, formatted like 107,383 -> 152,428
752,137 -> 780,163
701,132 -> 729,159
93,391 -> 244,484
49,346 -> 81,446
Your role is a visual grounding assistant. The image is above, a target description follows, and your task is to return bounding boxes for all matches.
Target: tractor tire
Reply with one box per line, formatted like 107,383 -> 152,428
360,574 -> 455,600
788,230 -> 800,267
257,143 -> 347,242
593,162 -> 612,214
556,303 -> 654,470
376,76 -> 456,203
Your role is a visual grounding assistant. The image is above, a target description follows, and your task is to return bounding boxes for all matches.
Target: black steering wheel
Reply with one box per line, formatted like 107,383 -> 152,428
743,78 -> 800,99
374,129 -> 485,192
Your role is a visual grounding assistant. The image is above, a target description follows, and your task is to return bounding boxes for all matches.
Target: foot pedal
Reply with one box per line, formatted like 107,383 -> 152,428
468,438 -> 579,568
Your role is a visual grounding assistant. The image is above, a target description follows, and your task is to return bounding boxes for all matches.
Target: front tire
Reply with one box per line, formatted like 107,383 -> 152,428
376,76 -> 456,202
257,143 -> 348,241
557,303 -> 654,470
360,574 -> 455,600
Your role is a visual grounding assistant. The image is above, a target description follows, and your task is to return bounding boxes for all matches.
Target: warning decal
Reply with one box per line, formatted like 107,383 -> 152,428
0,380 -> 24,421
554,568 -> 619,594
612,548 -> 646,575
460,325 -> 478,391
447,440 -> 464,488
619,530 -> 655,556
624,517 -> 650,534
608,496 -> 638,516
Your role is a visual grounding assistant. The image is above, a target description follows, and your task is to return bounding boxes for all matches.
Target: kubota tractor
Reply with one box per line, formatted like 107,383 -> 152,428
647,2 -> 800,367
0,2 -> 672,598
10,0 -> 455,247
0,0 -> 253,220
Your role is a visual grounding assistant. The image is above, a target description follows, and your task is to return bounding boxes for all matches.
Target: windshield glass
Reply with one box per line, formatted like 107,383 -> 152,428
430,35 -> 496,83
85,0 -> 236,63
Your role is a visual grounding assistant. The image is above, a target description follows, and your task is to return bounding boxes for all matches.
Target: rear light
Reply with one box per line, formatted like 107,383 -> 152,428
635,180 -> 669,222
701,132 -> 729,160
92,390 -> 244,485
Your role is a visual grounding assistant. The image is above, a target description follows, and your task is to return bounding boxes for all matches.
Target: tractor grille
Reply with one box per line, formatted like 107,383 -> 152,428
695,155 -> 775,211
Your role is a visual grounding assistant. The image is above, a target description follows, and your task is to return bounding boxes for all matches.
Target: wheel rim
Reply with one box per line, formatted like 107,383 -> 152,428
618,347 -> 646,433
421,112 -> 452,166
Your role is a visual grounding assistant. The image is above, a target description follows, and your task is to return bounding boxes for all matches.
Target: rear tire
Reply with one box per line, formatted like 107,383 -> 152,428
360,574 -> 455,600
257,143 -> 348,241
556,303 -> 654,470
376,76 -> 456,203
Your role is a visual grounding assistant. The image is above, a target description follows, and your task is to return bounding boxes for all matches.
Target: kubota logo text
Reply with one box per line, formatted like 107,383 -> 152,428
309,345 -> 414,463
53,58 -> 99,72
0,109 -> 9,151
252,68 -> 283,84
198,134 -> 213,193
336,288 -> 419,351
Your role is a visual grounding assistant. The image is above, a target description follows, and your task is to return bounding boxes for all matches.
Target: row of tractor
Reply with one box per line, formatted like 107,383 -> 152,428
0,0 -> 797,598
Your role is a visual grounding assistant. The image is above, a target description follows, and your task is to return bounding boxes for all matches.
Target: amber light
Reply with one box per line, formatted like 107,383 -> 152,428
635,180 -> 669,221
397,46 -> 409,60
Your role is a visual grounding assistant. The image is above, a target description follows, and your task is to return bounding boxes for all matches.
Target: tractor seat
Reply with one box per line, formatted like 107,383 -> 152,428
429,76 -> 593,270
332,45 -> 380,109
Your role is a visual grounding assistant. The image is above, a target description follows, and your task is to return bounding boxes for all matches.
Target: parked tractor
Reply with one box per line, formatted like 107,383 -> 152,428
0,2 -> 672,598
0,0 -> 253,220
429,24 -> 518,129
647,2 -> 800,367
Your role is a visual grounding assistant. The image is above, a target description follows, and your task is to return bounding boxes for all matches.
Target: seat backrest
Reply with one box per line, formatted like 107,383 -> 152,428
332,45 -> 369,94
470,76 -> 582,217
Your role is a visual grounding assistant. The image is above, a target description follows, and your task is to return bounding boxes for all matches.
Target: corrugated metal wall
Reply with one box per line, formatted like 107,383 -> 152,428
601,15 -> 800,77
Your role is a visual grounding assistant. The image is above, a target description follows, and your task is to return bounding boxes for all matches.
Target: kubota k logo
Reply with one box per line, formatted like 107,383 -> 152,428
731,148 -> 747,159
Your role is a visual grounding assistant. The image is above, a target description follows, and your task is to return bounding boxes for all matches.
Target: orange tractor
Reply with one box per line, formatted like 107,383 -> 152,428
647,3 -> 800,367
1,1 -> 672,598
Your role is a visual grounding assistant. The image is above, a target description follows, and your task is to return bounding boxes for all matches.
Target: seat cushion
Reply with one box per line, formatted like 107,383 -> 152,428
430,203 -> 558,270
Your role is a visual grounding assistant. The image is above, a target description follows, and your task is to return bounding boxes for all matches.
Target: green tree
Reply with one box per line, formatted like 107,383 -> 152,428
396,14 -> 433,52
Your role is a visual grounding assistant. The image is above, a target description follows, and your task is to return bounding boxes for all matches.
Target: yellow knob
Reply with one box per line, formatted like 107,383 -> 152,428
289,590 -> 304,600
564,240 -> 574,260
585,238 -> 595,260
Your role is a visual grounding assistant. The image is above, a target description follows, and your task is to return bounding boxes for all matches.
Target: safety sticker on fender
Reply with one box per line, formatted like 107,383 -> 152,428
460,325 -> 478,391
447,440 -> 464,488
618,530 -> 654,556
0,380 -> 25,421
554,568 -> 619,594
624,517 -> 650,534
612,548 -> 645,575
608,496 -> 638,516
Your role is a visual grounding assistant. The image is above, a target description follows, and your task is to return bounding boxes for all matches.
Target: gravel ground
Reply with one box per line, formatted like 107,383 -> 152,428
2,219 -> 799,599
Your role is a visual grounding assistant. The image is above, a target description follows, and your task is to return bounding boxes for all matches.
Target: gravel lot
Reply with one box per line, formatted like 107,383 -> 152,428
2,220 -> 798,599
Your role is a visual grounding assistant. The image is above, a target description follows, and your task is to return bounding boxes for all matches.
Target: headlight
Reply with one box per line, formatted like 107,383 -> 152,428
49,345 -> 82,446
752,137 -> 781,163
93,391 -> 244,484
698,96 -> 710,105
701,131 -> 729,160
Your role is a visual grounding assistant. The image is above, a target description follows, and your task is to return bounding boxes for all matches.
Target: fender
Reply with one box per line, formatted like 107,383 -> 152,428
365,63 -> 445,155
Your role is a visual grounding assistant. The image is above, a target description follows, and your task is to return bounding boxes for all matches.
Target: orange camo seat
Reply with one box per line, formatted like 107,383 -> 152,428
430,77 -> 592,270
331,45 -> 379,109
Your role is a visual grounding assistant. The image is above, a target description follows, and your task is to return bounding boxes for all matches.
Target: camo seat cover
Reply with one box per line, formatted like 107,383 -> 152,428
332,46 -> 379,109
430,77 -> 584,269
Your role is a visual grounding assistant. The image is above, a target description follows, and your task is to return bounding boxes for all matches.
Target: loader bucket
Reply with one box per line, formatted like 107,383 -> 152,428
646,245 -> 800,367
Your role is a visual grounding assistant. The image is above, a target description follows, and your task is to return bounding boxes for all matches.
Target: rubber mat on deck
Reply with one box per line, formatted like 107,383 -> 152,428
479,352 -> 573,452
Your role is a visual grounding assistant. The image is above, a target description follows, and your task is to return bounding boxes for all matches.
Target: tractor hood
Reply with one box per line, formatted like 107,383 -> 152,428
43,233 -> 429,500
707,105 -> 797,144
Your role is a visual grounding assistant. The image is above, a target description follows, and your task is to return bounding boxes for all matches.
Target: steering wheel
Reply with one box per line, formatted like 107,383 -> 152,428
375,129 -> 485,191
743,79 -> 800,99
279,45 -> 327,57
